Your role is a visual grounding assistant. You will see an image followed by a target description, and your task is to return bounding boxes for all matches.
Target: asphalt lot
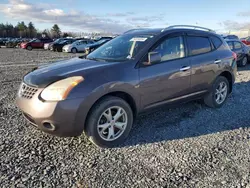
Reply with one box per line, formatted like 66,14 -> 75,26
0,48 -> 250,188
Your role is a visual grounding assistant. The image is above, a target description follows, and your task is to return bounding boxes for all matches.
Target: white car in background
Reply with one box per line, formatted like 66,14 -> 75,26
62,40 -> 94,53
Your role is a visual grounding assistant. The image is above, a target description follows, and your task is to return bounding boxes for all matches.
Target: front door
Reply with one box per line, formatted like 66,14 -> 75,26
139,35 -> 191,109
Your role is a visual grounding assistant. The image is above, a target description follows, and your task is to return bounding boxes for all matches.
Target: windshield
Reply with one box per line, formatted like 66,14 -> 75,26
94,39 -> 109,45
86,34 -> 154,62
58,40 -> 68,44
54,39 -> 61,43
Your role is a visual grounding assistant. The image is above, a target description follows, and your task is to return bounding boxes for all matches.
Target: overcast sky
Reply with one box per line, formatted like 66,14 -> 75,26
0,0 -> 250,33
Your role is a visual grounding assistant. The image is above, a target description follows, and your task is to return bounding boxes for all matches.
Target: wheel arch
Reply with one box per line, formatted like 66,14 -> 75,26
82,91 -> 138,132
218,71 -> 233,93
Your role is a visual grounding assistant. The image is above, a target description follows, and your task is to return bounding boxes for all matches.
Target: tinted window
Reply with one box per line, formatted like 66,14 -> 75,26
152,36 -> 185,62
234,42 -> 242,49
226,41 -> 233,50
211,36 -> 222,49
187,36 -> 212,56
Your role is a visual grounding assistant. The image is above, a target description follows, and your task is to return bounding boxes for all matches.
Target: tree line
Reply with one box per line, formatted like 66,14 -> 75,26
0,21 -> 64,39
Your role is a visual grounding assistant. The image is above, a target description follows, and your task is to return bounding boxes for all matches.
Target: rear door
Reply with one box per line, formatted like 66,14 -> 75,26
139,33 -> 192,109
186,34 -> 220,93
233,41 -> 244,62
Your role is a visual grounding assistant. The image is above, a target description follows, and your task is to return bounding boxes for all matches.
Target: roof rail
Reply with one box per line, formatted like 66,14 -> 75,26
124,28 -> 146,34
162,25 -> 216,33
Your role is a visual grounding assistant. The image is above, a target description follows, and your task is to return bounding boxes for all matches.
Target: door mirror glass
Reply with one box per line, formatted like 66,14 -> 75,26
147,52 -> 161,65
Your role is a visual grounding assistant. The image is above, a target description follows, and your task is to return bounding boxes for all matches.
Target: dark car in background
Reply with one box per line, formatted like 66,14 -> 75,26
44,38 -> 73,50
223,35 -> 239,40
16,25 -> 237,148
21,38 -> 53,50
226,39 -> 250,67
51,39 -> 76,52
84,39 -> 111,54
93,36 -> 113,42
0,38 -> 8,46
5,38 -> 24,48
241,36 -> 250,46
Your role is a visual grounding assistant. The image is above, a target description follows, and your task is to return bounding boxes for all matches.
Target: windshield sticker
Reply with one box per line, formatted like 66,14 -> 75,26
127,55 -> 132,59
130,37 -> 148,42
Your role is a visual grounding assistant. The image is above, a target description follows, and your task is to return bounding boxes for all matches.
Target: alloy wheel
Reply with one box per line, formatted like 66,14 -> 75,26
242,57 -> 248,66
97,106 -> 128,141
215,81 -> 228,105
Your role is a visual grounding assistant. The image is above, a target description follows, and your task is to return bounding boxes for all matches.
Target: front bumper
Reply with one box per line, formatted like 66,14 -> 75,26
44,45 -> 49,50
16,87 -> 86,137
62,48 -> 71,53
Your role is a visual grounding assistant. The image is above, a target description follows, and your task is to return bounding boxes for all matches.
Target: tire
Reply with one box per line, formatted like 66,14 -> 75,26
204,76 -> 229,108
238,56 -> 248,67
71,48 -> 77,53
26,46 -> 32,51
85,96 -> 133,148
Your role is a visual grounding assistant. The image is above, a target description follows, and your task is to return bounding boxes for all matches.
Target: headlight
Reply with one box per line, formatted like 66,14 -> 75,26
41,76 -> 84,101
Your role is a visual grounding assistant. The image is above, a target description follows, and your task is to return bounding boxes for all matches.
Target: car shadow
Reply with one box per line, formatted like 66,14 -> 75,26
121,68 -> 250,147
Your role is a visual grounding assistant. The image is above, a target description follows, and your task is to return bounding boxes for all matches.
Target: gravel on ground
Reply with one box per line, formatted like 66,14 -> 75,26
0,48 -> 249,188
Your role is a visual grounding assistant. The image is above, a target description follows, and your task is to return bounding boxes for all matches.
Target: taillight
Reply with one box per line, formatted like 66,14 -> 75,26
232,52 -> 237,61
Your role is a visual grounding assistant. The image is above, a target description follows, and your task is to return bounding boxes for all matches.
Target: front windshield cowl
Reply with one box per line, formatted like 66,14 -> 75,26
86,34 -> 154,62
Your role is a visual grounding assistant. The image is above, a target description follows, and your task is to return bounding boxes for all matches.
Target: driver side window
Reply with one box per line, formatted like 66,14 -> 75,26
152,36 -> 185,62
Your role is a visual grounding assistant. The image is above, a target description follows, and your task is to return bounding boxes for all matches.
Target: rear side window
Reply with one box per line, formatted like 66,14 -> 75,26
187,36 -> 212,56
210,36 -> 222,49
234,42 -> 242,49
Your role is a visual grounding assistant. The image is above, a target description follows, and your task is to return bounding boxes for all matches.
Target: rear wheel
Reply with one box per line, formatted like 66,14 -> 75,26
26,46 -> 32,51
238,56 -> 248,67
204,76 -> 229,108
85,96 -> 133,148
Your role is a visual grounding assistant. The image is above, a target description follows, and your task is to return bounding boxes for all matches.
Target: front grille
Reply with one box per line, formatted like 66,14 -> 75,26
19,83 -> 38,99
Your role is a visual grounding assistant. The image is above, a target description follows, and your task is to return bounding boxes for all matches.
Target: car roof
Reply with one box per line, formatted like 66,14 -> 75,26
225,39 -> 241,42
124,27 -> 218,37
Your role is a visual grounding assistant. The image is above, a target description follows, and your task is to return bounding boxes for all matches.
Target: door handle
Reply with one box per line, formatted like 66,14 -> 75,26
214,59 -> 222,64
180,66 -> 191,71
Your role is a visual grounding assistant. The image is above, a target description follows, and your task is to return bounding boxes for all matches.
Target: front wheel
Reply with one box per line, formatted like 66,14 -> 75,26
85,96 -> 133,148
26,46 -> 32,50
204,76 -> 229,108
71,48 -> 77,53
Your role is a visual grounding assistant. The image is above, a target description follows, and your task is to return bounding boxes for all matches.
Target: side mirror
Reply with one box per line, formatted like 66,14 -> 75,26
144,52 -> 161,65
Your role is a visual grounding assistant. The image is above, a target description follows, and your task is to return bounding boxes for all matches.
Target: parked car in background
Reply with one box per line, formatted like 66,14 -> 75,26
223,35 -> 239,40
51,39 -> 76,52
226,39 -> 250,67
5,38 -> 23,48
241,36 -> 250,46
0,38 -> 8,46
84,39 -> 111,54
21,38 -> 53,50
44,38 -> 71,50
62,39 -> 94,53
93,36 -> 113,42
16,25 -> 237,148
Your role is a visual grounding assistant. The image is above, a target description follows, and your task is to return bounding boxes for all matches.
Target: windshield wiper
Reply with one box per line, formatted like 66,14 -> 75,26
86,57 -> 107,62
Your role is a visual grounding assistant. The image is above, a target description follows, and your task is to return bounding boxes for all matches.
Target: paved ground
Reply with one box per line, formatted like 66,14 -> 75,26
0,48 -> 250,188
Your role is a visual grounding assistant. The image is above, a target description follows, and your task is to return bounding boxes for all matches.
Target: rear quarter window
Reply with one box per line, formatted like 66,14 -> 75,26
187,36 -> 212,56
210,36 -> 222,49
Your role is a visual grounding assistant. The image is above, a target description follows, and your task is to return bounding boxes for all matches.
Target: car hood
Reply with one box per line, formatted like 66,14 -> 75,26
85,43 -> 99,48
63,44 -> 72,48
24,57 -> 112,87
